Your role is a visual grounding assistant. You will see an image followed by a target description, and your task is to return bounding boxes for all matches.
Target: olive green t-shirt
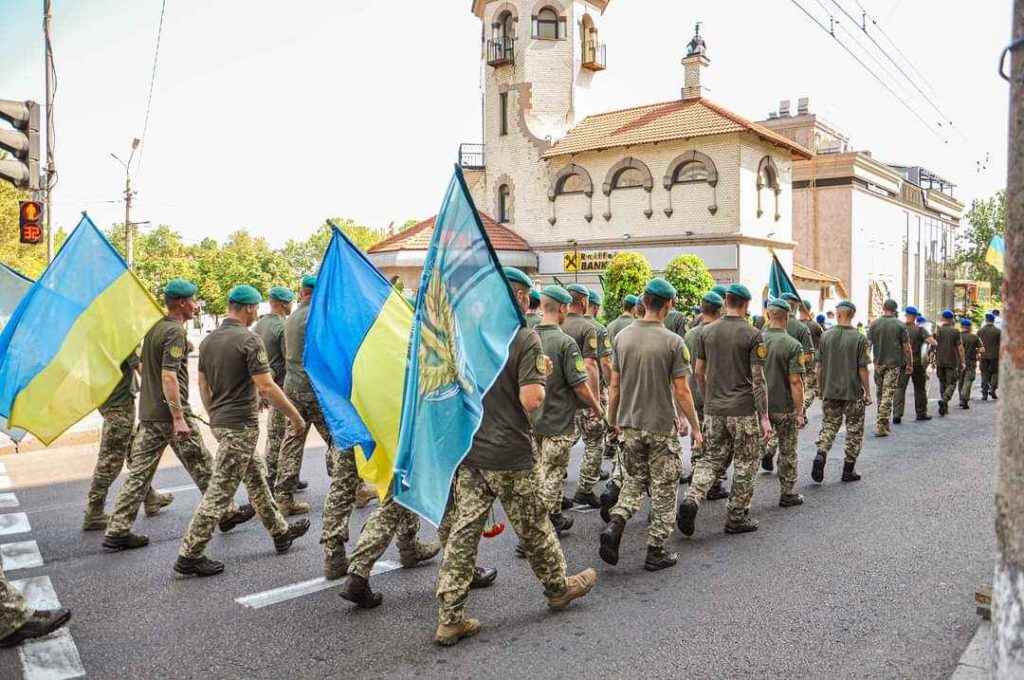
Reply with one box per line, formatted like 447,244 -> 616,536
525,312 -> 541,329
284,303 -> 312,392
533,324 -> 588,436
103,349 -> 141,410
762,327 -> 805,414
585,316 -> 612,358
683,322 -> 708,414
697,316 -> 765,417
906,323 -> 932,366
867,315 -> 910,366
139,317 -> 192,423
612,320 -> 691,435
962,332 -> 982,370
463,328 -> 546,471
819,325 -> 870,401
606,314 -> 633,342
786,318 -> 812,355
197,318 -> 272,428
664,309 -> 688,339
561,313 -> 598,360
253,313 -> 287,387
979,324 -> 1001,360
933,324 -> 963,368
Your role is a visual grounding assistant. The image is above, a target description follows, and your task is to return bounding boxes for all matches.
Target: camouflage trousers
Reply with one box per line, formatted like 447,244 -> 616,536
768,413 -> 799,495
88,403 -> 159,507
937,367 -> 959,405
575,403 -> 607,494
275,388 -> 336,500
959,369 -> 976,406
437,465 -> 568,625
179,427 -> 288,559
873,364 -> 901,432
538,433 -> 579,514
262,404 -> 287,487
321,447 -> 359,552
0,573 -> 31,640
980,359 -> 999,394
347,490 -> 421,579
610,429 -> 682,548
802,369 -> 819,411
816,399 -> 865,463
105,418 -> 216,537
686,415 -> 763,523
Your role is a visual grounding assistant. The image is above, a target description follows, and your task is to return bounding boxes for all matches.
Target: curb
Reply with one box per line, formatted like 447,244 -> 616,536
951,621 -> 991,678
0,427 -> 102,457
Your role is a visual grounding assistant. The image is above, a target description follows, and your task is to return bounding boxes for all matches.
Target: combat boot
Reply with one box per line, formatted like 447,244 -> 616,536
599,516 -> 625,565
323,543 -> 348,580
760,454 -> 774,472
992,389 -> 999,400
470,566 -> 497,589
706,480 -> 729,500
219,504 -> 256,533
273,518 -> 311,553
599,469 -> 610,481
724,515 -> 759,534
0,608 -> 71,648
276,496 -> 310,516
82,503 -> 108,531
561,496 -> 575,510
874,426 -> 889,437
572,490 -> 601,509
676,498 -> 698,536
550,512 -> 574,534
599,484 -> 620,524
547,568 -> 598,610
811,452 -> 827,483
960,401 -> 970,409
398,538 -> 442,568
435,618 -> 481,646
982,390 -> 989,401
102,532 -> 149,551
643,546 -> 678,572
893,416 -> 902,424
173,555 -> 225,578
354,484 -> 377,509
916,414 -> 932,421
338,574 -> 383,609
679,470 -> 693,485
296,479 -> 309,491
938,400 -> 948,416
841,461 -> 862,482
143,492 -> 174,518
779,493 -> 804,507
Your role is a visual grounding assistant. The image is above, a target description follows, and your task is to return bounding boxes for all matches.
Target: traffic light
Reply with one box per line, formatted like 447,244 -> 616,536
0,100 -> 40,191
19,201 -> 43,245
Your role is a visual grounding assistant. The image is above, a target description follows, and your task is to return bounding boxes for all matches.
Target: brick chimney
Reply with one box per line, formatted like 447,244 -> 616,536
681,23 -> 709,100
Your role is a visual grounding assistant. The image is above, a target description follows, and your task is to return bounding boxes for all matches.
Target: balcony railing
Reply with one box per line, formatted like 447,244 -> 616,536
582,41 -> 606,71
487,37 -> 516,67
458,143 -> 485,170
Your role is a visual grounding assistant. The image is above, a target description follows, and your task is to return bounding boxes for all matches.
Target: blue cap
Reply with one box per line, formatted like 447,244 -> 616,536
702,291 -> 724,309
905,306 -> 919,316
566,283 -> 589,297
624,294 -> 639,307
986,312 -> 996,322
644,277 -> 677,300
917,316 -> 928,324
228,284 -> 262,305
268,286 -> 294,303
163,278 -> 197,299
502,267 -> 532,288
711,284 -> 728,297
942,309 -> 955,319
816,314 -> 826,323
727,283 -> 752,301
541,285 -> 572,305
587,289 -> 602,306
301,275 -> 317,289
961,318 -> 972,327
529,289 -> 541,304
769,298 -> 791,311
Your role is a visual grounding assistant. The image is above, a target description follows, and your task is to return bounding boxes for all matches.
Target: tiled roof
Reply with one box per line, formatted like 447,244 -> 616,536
542,97 -> 813,160
368,211 -> 531,253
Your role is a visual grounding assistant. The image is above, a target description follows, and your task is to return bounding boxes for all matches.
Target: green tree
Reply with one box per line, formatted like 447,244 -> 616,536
280,223 -> 332,280
401,218 -> 421,231
193,237 -> 227,317
106,224 -> 194,298
956,190 -> 1006,297
329,217 -> 383,253
663,254 -> 715,313
603,251 -> 653,321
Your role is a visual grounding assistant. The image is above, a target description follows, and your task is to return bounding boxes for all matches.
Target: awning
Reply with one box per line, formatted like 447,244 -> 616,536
793,262 -> 849,298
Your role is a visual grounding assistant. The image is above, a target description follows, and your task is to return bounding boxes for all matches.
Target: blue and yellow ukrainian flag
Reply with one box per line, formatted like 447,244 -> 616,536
986,235 -> 1006,274
304,226 -> 413,500
393,167 -> 523,526
0,214 -> 163,445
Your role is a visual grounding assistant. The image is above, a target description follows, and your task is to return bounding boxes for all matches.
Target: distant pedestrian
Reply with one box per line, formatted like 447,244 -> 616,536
866,300 -> 911,436
958,318 -> 983,409
933,310 -> 965,417
892,307 -> 937,424
979,313 -> 1001,400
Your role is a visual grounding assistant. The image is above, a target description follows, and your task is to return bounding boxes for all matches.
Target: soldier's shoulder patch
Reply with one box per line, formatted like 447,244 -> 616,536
257,349 -> 269,364
169,345 -> 183,359
757,344 -> 767,359
536,353 -> 548,373
588,337 -> 598,349
683,345 -> 691,362
574,354 -> 585,373
604,337 -> 612,349
798,352 -> 806,366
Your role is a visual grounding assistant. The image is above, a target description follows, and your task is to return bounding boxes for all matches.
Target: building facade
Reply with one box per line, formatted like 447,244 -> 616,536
758,99 -> 963,321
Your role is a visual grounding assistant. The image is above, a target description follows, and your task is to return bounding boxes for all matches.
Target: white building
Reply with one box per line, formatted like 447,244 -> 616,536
461,1 -> 815,307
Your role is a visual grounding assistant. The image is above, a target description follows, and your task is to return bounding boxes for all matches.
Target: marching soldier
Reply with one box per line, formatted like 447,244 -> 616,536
800,300 -> 823,410
933,310 -> 965,417
83,350 -> 172,530
103,279 -> 254,551
574,289 -> 613,505
866,299 -> 911,436
760,299 -> 806,506
979,312 -> 1001,400
174,286 -> 311,577
678,284 -> 772,537
599,278 -> 702,571
434,267 -> 596,646
762,293 -> 814,469
892,306 -> 937,423
664,296 -> 689,338
958,318 -> 983,409
560,284 -> 602,507
525,289 -> 542,328
252,286 -> 294,491
606,294 -> 638,342
681,291 -> 725,493
812,301 -> 872,483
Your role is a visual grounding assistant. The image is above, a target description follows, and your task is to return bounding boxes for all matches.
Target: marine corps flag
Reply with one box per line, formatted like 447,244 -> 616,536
768,251 -> 800,301
393,167 -> 523,525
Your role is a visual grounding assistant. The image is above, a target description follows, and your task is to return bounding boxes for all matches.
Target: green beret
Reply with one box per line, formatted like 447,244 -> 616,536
624,294 -> 640,307
528,289 -> 541,304
702,291 -> 724,309
711,284 -> 728,297
541,285 -> 572,305
566,283 -> 589,297
268,286 -> 294,303
727,283 -> 752,300
769,298 -> 791,311
781,292 -> 800,303
228,284 -> 263,305
163,278 -> 197,299
502,267 -> 532,288
802,298 -> 813,310
644,277 -> 677,300
301,275 -> 317,289
836,300 -> 857,312
883,299 -> 899,311
587,289 -> 602,306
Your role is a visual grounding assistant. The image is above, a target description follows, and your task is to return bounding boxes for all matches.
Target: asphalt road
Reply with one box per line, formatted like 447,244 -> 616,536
0,375 -> 995,679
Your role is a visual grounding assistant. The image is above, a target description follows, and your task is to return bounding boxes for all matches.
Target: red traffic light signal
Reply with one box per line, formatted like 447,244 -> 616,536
19,200 -> 43,245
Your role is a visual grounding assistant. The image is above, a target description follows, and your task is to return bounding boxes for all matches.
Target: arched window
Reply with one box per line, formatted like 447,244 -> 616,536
495,10 -> 515,40
672,161 -> 709,184
534,7 -> 563,39
663,151 -> 719,216
757,155 -> 781,221
498,184 -> 511,223
556,173 -> 587,195
601,158 -> 654,221
611,167 -> 646,190
547,164 -> 594,225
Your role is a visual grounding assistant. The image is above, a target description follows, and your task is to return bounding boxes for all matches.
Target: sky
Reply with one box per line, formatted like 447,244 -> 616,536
0,0 -> 1013,248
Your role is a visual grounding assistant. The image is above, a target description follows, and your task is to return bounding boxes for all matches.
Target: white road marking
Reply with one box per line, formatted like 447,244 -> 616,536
156,483 -> 198,495
0,540 -> 43,571
571,504 -> 599,514
0,476 -> 11,491
235,559 -> 402,609
0,512 -> 31,536
10,576 -> 61,609
0,493 -> 19,508
0,461 -> 7,473
18,628 -> 86,680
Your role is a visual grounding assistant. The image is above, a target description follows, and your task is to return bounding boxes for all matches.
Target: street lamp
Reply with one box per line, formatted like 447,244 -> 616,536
111,137 -> 141,267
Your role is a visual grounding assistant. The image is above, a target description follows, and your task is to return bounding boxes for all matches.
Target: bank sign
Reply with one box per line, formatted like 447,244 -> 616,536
563,250 -> 617,272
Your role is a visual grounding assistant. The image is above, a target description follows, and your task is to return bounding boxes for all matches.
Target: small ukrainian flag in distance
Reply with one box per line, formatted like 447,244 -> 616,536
986,235 -> 1005,275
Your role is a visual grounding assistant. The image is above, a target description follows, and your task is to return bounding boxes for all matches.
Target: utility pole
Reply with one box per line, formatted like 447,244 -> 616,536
43,0 -> 55,262
995,1 -> 1024,675
111,138 -> 140,268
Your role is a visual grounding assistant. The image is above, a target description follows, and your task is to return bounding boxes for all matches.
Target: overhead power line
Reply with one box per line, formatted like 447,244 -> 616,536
137,0 -> 168,183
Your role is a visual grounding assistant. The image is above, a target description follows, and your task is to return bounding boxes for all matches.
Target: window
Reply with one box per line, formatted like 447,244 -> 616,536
494,11 -> 515,40
612,167 -> 646,190
556,173 -> 586,195
498,184 -> 511,223
499,92 -> 508,136
672,161 -> 708,185
534,7 -> 562,39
